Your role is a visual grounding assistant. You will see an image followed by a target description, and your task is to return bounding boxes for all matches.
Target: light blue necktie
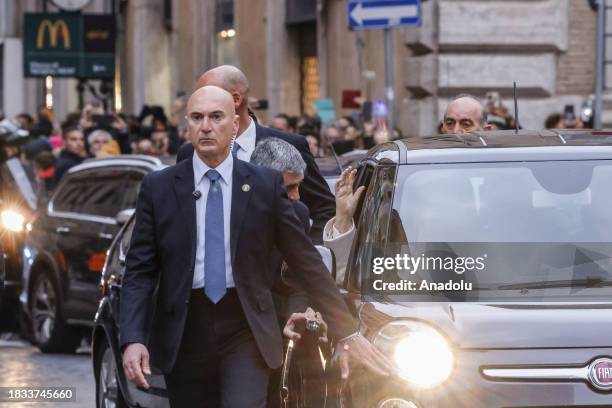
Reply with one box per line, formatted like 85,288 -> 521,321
232,141 -> 239,156
204,169 -> 226,303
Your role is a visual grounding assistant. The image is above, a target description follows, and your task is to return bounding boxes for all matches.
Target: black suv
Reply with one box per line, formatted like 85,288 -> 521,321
0,159 -> 35,333
20,155 -> 165,353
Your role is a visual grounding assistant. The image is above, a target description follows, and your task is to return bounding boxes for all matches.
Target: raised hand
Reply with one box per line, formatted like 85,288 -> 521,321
334,166 -> 365,234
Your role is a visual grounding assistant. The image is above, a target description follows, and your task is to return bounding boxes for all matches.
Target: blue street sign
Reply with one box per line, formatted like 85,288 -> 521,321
348,0 -> 422,30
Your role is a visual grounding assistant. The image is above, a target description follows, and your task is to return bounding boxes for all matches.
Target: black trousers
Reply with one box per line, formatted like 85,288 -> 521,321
165,289 -> 270,408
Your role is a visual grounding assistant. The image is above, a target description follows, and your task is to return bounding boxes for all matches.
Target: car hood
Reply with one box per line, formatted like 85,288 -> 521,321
364,302 -> 612,349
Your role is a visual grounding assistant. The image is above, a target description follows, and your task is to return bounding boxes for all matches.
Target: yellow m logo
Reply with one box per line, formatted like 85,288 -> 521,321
36,19 -> 71,49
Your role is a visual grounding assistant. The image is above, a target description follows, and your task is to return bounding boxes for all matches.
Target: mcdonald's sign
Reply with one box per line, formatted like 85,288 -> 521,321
24,13 -> 115,79
36,19 -> 72,49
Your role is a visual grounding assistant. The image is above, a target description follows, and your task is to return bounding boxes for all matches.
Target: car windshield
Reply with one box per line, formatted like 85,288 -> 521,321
372,159 -> 612,302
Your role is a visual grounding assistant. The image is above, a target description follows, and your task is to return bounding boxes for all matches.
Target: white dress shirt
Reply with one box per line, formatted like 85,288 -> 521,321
232,118 -> 257,162
192,151 -> 234,289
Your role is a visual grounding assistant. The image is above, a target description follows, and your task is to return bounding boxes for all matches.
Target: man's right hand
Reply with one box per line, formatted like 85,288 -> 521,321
283,307 -> 328,343
122,343 -> 151,388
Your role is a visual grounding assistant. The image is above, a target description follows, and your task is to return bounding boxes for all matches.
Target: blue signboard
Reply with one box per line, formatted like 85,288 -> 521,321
348,0 -> 422,30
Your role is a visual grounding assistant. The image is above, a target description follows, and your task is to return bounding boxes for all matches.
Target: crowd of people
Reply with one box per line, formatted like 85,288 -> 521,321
267,112 -> 402,158
0,101 -> 191,205
0,81 -> 596,219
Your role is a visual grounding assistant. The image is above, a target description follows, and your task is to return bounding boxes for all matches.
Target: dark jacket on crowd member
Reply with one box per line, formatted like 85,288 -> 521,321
34,119 -> 53,137
176,124 -> 335,243
55,149 -> 84,181
23,138 -> 52,161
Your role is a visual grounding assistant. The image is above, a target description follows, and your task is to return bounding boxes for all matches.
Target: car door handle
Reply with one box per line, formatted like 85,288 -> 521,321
56,226 -> 71,234
98,232 -> 114,240
118,241 -> 127,266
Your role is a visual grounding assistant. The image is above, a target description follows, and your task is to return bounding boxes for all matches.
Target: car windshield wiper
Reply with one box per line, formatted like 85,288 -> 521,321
497,277 -> 612,290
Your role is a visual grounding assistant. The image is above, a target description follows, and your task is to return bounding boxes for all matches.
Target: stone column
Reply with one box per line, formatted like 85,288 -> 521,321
235,0 -> 268,120
324,0 -> 361,118
401,0 -> 438,137
125,0 -> 171,114
317,0 -> 328,99
266,0 -> 300,117
0,0 -> 22,118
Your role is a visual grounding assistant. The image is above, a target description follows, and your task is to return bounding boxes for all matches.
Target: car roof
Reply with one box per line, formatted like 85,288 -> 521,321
67,155 -> 167,174
366,129 -> 612,165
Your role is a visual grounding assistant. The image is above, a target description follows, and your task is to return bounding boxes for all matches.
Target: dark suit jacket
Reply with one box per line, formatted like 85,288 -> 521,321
119,157 -> 357,373
292,200 -> 310,236
273,200 -> 310,322
176,124 -> 335,243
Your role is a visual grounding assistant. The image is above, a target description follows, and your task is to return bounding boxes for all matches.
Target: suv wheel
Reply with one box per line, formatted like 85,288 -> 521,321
96,338 -> 127,408
29,271 -> 81,353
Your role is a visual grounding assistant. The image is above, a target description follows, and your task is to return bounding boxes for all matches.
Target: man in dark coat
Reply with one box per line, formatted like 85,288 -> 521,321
55,126 -> 87,181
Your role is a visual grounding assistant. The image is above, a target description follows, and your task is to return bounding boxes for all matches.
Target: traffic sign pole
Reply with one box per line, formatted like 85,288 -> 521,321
384,28 -> 394,135
348,0 -> 421,137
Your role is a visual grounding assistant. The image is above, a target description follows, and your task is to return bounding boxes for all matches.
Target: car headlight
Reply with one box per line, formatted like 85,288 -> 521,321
1,209 -> 25,232
372,320 -> 454,388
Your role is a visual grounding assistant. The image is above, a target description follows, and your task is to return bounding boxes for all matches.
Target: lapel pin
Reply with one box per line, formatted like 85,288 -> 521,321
242,184 -> 251,192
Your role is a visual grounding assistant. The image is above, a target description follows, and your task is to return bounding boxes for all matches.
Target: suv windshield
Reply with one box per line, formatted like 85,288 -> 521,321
369,160 -> 612,302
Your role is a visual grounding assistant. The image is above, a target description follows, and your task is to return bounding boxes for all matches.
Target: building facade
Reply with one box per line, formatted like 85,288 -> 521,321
0,0 -> 219,126
238,0 -> 599,134
0,0 -> 607,135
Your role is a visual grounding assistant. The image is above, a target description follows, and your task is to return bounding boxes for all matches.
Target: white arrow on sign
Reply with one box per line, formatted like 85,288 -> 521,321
350,2 -> 419,26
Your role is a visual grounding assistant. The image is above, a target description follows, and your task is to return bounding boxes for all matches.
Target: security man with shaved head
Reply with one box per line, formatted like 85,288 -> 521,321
120,86 -> 392,407
441,94 -> 492,134
176,65 -> 335,244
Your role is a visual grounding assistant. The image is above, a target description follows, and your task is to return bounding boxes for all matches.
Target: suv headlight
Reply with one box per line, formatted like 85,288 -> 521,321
1,209 -> 25,232
372,320 -> 454,388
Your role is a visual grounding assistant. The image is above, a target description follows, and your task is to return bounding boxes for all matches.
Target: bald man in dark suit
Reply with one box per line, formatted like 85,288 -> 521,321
176,65 -> 334,244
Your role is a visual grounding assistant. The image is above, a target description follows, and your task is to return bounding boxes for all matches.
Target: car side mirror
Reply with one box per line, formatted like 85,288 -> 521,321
115,208 -> 135,226
315,245 -> 337,283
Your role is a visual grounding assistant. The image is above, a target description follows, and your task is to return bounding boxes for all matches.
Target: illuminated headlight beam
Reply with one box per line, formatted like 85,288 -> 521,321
1,210 -> 25,232
373,320 -> 454,388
